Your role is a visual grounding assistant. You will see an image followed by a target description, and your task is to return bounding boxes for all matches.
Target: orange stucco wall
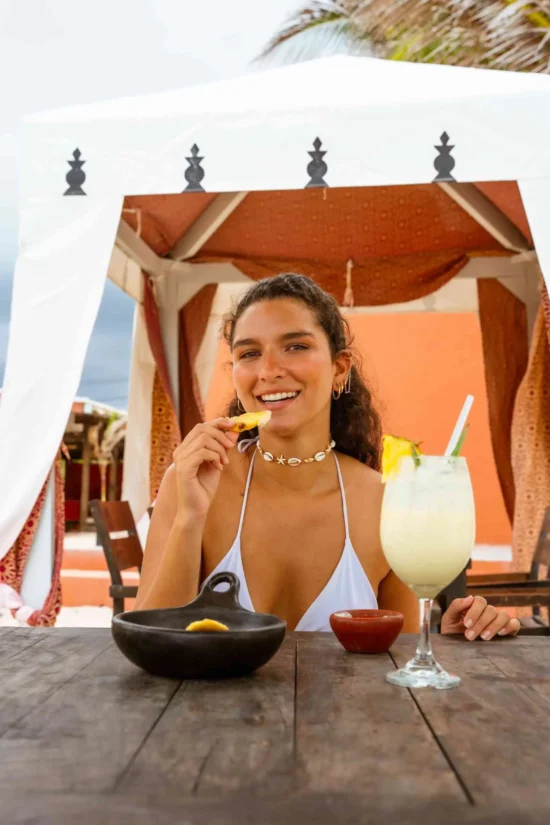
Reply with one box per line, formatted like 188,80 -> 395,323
204,312 -> 511,547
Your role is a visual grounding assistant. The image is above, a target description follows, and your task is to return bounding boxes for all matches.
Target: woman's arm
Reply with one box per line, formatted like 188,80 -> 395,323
377,570 -> 420,633
134,465 -> 204,610
135,419 -> 238,611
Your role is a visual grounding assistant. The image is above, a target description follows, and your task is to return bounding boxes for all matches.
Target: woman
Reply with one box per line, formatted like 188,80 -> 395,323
136,273 -> 519,640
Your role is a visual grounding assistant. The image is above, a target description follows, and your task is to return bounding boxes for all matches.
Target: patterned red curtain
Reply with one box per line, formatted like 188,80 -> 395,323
0,454 -> 65,626
511,280 -> 550,572
142,272 -> 182,502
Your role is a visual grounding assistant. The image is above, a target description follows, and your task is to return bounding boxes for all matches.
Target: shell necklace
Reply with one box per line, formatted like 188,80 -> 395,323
256,438 -> 336,467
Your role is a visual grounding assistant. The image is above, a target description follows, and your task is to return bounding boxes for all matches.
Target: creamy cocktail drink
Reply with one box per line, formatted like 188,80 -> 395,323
380,456 -> 475,600
380,453 -> 475,689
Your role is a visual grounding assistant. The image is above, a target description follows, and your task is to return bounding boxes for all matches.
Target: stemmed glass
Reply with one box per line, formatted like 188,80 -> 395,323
380,455 -> 475,689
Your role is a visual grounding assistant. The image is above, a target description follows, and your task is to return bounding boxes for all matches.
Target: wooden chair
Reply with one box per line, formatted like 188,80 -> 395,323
466,507 -> 550,635
90,500 -> 143,616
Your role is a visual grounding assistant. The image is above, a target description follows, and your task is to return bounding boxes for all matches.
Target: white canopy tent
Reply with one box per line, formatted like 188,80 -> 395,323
1,55 -> 550,616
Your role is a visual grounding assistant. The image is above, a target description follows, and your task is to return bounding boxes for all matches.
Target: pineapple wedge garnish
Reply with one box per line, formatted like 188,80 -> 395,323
381,434 -> 423,482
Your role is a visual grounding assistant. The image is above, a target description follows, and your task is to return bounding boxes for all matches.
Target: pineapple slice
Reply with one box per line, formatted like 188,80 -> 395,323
229,410 -> 272,433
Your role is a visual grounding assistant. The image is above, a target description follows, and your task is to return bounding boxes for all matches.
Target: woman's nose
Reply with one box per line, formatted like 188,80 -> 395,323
258,350 -> 285,381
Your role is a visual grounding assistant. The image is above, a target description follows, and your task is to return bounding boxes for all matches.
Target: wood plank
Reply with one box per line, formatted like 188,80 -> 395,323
390,635 -> 550,809
118,635 -> 296,800
484,637 -> 550,710
2,791 -> 549,825
294,634 -> 467,806
0,626 -> 50,661
0,637 -> 180,793
0,629 -> 113,737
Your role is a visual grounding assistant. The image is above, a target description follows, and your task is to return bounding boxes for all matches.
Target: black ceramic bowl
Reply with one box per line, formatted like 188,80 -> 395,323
111,572 -> 286,679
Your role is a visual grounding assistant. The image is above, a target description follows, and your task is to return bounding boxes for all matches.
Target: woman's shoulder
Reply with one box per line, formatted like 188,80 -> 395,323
336,451 -> 382,490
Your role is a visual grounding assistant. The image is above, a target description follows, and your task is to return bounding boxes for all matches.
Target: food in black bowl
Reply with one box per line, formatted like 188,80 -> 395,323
111,572 -> 286,679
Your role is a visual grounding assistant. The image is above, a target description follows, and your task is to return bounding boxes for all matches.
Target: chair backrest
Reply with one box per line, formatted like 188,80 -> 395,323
90,500 -> 143,586
530,507 -> 550,578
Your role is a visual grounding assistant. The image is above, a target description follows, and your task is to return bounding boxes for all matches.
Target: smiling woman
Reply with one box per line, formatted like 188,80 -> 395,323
135,273 -> 520,641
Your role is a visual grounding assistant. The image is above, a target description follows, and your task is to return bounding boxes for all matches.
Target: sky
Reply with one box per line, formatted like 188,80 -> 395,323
0,0 -> 305,408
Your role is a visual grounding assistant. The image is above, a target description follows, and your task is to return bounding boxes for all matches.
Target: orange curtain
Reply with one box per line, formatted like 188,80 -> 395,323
511,280 -> 550,572
477,280 -> 528,524
179,284 -> 218,437
194,250 -> 489,307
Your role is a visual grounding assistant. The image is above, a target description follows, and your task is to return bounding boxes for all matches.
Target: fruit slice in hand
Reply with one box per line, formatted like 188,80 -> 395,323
185,619 -> 230,632
381,434 -> 423,482
229,410 -> 272,433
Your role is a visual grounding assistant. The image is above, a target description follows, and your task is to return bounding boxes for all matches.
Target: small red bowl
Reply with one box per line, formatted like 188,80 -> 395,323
329,609 -> 404,654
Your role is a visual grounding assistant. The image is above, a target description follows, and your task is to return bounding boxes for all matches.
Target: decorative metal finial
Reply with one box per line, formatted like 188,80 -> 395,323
305,137 -> 328,188
433,132 -> 456,183
64,148 -> 86,196
184,144 -> 205,192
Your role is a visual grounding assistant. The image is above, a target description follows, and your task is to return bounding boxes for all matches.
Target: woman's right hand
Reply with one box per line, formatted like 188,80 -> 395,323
173,418 -> 239,523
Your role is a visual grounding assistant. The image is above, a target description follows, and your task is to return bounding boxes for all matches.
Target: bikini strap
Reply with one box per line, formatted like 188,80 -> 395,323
333,453 -> 350,540
235,449 -> 256,539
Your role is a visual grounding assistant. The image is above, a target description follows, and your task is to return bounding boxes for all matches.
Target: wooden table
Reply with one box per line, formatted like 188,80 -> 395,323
1,628 -> 550,825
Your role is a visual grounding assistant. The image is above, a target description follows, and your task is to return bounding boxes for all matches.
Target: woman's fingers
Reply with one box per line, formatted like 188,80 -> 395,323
192,447 -> 225,473
464,599 -> 498,640
478,610 -> 511,641
177,435 -> 229,471
497,617 -> 521,637
462,596 -> 487,631
176,419 -> 238,453
174,423 -> 237,464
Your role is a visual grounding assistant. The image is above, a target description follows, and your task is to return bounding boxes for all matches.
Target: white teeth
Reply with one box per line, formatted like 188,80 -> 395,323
260,391 -> 299,402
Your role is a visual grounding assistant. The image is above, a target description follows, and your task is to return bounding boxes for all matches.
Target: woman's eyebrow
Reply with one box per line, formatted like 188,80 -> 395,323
232,337 -> 259,349
280,330 -> 315,341
233,330 -> 315,349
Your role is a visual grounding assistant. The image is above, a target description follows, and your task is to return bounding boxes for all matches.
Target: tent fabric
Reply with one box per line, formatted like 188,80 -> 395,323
511,293 -> 550,574
0,194 -> 123,595
19,57 -> 550,197
477,280 -> 528,524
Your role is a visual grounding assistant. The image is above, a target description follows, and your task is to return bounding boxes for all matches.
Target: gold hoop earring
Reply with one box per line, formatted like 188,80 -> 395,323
332,384 -> 343,401
344,371 -> 352,394
236,398 -> 245,413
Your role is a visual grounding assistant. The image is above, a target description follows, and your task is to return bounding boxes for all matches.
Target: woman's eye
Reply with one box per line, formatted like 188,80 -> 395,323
287,344 -> 308,352
239,350 -> 260,359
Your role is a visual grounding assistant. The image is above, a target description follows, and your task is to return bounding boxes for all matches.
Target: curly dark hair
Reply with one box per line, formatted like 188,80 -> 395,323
223,273 -> 381,470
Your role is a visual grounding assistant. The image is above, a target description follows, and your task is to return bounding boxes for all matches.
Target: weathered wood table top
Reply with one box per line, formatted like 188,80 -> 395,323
1,628 -> 550,825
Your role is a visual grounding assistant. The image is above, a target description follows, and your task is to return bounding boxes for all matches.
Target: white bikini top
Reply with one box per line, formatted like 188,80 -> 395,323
203,442 -> 378,631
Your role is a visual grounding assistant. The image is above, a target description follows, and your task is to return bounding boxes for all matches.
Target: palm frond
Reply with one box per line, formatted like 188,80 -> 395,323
258,2 -> 347,59
261,0 -> 550,72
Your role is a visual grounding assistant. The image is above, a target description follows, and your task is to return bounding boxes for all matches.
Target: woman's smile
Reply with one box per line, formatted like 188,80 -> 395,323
255,389 -> 301,412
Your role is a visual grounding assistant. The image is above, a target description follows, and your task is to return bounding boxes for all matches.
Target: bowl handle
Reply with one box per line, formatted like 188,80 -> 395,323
196,572 -> 242,609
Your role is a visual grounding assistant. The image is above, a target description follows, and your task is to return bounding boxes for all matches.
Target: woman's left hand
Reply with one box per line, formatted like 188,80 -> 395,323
441,594 -> 520,640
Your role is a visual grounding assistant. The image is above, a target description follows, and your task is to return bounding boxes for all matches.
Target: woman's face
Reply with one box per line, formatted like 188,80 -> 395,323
232,298 -> 345,436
